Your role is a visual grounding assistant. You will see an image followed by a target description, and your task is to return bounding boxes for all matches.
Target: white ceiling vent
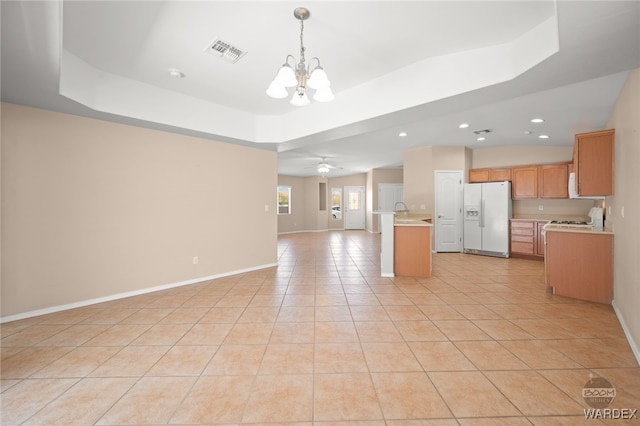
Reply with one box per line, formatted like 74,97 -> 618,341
473,129 -> 492,135
206,39 -> 247,64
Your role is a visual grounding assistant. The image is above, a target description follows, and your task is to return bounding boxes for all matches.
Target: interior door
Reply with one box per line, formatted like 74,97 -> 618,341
344,186 -> 365,230
378,183 -> 404,232
435,171 -> 463,252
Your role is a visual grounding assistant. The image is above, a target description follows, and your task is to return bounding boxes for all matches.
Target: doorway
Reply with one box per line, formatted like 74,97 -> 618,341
434,170 -> 463,252
344,186 -> 365,230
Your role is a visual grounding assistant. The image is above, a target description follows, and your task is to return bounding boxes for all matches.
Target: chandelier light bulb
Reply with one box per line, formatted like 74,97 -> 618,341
290,91 -> 310,106
266,81 -> 288,99
313,86 -> 334,102
307,67 -> 330,89
274,64 -> 297,87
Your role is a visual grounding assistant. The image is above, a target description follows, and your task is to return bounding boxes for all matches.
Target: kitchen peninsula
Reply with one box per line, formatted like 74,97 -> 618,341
544,225 -> 614,304
394,216 -> 433,277
374,211 -> 433,278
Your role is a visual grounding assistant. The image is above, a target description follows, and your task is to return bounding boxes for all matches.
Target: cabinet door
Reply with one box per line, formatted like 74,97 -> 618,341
469,169 -> 489,183
535,222 -> 546,256
574,129 -> 614,196
546,231 -> 613,304
394,226 -> 432,277
538,164 -> 568,198
511,167 -> 538,199
489,168 -> 511,181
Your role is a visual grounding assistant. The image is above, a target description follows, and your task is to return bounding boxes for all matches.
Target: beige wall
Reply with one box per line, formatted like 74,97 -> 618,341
277,173 -> 369,233
277,174 -> 348,233
1,103 -> 278,320
605,68 -> 640,359
403,146 -> 467,215
471,145 -> 574,168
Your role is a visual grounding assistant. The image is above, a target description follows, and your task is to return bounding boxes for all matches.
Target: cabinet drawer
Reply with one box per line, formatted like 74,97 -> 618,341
512,235 -> 534,243
511,227 -> 534,237
511,221 -> 534,229
511,241 -> 535,255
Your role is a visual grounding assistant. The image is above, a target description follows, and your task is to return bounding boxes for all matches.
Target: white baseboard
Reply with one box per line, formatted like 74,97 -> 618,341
277,229 -> 329,235
612,299 -> 640,365
0,262 -> 278,324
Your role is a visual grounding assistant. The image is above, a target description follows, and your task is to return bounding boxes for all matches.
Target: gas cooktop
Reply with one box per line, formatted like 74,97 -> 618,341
549,220 -> 590,225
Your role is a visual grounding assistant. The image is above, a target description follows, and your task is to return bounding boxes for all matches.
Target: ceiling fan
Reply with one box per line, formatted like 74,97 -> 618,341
308,157 -> 342,176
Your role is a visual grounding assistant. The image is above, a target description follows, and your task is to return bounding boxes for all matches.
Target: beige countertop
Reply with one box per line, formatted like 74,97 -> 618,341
511,214 -> 590,222
394,213 -> 433,227
542,224 -> 614,235
394,219 -> 433,227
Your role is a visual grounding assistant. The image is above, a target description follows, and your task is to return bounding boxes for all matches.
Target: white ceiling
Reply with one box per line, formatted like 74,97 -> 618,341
2,1 -> 639,177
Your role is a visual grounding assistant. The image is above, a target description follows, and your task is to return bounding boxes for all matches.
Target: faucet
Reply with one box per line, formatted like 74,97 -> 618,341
394,202 -> 409,213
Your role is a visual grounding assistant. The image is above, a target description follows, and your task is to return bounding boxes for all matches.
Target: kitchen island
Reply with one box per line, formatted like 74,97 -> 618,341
544,225 -> 614,304
394,216 -> 433,277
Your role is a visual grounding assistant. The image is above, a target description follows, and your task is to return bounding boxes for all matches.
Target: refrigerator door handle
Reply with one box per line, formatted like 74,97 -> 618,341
480,199 -> 485,228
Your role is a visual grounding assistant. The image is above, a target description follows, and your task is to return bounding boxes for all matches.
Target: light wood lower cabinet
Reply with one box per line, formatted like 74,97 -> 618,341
546,231 -> 613,304
394,225 -> 432,277
510,220 -> 545,258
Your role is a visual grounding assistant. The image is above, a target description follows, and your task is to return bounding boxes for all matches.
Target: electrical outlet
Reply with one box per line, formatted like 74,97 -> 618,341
264,204 -> 269,212
538,204 -> 544,211
192,256 -> 198,265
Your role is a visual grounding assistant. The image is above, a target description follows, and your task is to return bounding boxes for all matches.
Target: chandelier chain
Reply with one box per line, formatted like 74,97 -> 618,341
299,20 -> 306,66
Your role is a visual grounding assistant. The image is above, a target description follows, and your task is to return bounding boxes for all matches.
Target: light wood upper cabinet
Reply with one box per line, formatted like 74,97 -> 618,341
511,166 -> 538,199
468,168 -> 490,183
469,168 -> 511,183
538,163 -> 569,198
573,129 -> 614,196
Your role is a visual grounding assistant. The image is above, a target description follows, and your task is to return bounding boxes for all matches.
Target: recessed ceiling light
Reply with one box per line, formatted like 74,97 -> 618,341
167,68 -> 185,78
459,123 -> 469,129
531,118 -> 544,123
538,134 -> 550,139
477,136 -> 486,141
398,132 -> 407,137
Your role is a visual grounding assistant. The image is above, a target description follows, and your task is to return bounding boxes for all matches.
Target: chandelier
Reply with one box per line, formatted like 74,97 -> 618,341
266,7 -> 334,106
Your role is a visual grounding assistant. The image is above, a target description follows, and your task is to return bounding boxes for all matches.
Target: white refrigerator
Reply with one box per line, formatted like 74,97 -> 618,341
463,181 -> 512,258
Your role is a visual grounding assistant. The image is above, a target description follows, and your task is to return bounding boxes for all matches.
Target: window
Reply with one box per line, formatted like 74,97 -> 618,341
277,185 -> 291,215
331,188 -> 342,220
348,190 -> 362,210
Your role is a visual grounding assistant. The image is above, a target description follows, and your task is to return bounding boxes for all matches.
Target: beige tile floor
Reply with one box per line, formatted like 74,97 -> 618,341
1,230 -> 639,425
